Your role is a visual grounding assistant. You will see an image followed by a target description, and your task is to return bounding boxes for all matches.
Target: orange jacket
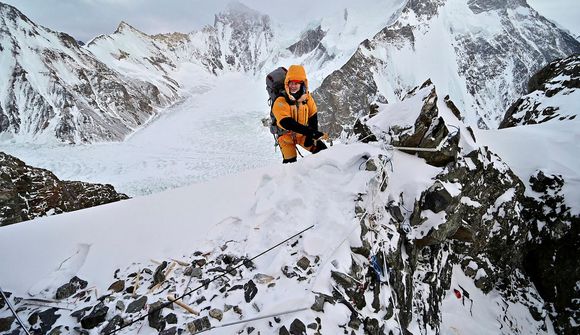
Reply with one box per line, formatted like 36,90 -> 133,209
272,65 -> 317,130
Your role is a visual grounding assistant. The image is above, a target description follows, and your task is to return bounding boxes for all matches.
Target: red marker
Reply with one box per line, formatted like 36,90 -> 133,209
453,289 -> 462,299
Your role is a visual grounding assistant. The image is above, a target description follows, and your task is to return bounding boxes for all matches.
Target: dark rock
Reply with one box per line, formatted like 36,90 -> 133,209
108,280 -> 125,293
160,326 -> 177,335
0,317 -> 15,332
184,267 -> 203,279
165,313 -> 177,324
279,326 -> 290,335
244,280 -> 258,302
150,261 -> 168,288
421,182 -> 452,213
353,117 -> 377,143
56,280 -> 81,300
307,322 -> 317,330
297,257 -> 310,271
282,266 -> 297,278
364,318 -> 381,335
209,308 -> 223,321
194,259 -> 206,267
0,152 -> 129,226
289,318 -> 306,335
27,308 -> 61,334
186,316 -> 211,333
115,300 -> 125,311
148,301 -> 166,331
70,306 -> 92,322
287,25 -> 327,57
331,271 -> 354,288
311,295 -> 326,312
126,296 -> 148,313
48,325 -> 65,335
101,315 -> 124,334
81,302 -> 108,329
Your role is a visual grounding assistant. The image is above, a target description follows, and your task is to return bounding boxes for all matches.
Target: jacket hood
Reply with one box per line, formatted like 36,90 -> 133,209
284,65 -> 309,98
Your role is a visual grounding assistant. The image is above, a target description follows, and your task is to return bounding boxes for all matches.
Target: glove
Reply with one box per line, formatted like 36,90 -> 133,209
304,136 -> 314,147
310,129 -> 324,140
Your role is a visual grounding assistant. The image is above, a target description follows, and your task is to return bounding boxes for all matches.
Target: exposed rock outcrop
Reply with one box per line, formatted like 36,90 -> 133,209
500,54 -> 579,128
0,152 -> 128,226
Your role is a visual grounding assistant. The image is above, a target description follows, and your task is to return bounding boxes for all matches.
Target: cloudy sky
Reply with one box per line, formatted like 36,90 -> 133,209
2,0 -> 579,42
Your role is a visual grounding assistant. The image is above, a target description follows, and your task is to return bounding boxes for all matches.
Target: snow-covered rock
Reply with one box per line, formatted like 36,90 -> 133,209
500,53 -> 579,128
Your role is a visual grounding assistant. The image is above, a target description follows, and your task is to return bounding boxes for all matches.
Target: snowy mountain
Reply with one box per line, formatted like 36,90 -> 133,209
312,0 -> 580,136
1,0 -> 579,144
1,78 -> 578,334
0,3 -> 179,144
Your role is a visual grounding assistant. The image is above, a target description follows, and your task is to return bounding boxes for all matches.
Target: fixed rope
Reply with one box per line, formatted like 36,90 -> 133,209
105,224 -> 315,334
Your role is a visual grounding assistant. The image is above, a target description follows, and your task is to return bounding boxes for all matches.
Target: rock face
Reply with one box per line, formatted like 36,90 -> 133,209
313,0 -> 580,136
500,54 -> 579,128
0,152 -> 128,226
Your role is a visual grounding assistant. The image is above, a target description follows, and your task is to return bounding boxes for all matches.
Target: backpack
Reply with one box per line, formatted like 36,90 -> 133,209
266,67 -> 288,137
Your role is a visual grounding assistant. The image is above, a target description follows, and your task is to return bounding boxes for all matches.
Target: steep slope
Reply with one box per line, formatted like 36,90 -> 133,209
500,53 -> 579,127
85,22 -> 180,98
0,3 -> 178,144
313,0 -> 580,136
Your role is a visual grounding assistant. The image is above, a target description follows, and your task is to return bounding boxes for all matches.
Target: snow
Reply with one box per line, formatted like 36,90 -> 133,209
1,66 -> 280,196
475,117 -> 580,215
441,265 -> 556,335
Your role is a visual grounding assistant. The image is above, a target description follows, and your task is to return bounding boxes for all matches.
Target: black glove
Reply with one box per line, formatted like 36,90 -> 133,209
310,129 -> 324,140
304,136 -> 314,147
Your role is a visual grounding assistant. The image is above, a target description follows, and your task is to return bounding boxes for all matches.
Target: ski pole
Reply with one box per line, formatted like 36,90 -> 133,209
0,286 -> 32,335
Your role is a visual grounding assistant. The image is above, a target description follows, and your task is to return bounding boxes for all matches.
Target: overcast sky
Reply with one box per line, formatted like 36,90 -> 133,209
2,0 -> 579,42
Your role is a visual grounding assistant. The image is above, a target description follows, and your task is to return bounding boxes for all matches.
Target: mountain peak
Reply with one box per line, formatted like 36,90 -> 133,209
114,21 -> 147,36
224,1 -> 261,17
215,0 -> 268,25
0,1 -> 36,28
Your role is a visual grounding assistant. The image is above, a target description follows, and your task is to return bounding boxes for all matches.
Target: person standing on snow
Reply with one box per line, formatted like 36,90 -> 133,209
271,65 -> 327,163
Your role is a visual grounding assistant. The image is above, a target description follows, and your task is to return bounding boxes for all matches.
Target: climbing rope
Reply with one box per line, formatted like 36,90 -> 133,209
0,286 -> 32,335
105,224 -> 315,334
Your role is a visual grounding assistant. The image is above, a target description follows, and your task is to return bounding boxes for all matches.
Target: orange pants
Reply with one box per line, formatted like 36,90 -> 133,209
278,133 -> 317,161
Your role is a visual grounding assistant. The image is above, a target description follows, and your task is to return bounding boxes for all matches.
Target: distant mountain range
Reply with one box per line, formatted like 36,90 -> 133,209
0,0 -> 578,143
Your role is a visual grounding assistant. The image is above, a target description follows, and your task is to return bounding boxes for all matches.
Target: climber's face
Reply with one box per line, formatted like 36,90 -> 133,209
289,80 -> 302,94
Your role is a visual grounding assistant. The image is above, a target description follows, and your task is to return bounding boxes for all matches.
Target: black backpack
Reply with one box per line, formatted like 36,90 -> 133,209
266,67 -> 288,136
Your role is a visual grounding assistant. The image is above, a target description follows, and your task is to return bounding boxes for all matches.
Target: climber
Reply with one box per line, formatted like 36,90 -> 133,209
271,65 -> 328,163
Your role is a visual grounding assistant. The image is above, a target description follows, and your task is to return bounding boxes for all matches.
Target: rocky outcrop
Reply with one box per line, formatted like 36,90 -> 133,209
287,25 -> 327,57
500,54 -> 579,128
522,170 -> 579,334
0,152 -> 128,226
